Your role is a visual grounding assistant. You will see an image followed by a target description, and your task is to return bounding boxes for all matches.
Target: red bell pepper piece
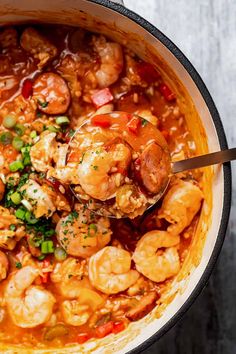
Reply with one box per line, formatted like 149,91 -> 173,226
40,258 -> 51,283
136,62 -> 160,83
95,321 -> 114,338
91,88 -> 114,108
22,79 -> 33,99
127,116 -> 141,134
77,332 -> 91,344
91,114 -> 112,128
112,321 -> 125,334
158,83 -> 176,102
40,272 -> 49,284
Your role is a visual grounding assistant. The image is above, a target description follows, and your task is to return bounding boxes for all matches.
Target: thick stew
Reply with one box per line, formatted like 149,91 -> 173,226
0,25 -> 203,348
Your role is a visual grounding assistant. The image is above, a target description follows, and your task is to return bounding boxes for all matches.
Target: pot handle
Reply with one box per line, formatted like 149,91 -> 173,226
110,0 -> 124,5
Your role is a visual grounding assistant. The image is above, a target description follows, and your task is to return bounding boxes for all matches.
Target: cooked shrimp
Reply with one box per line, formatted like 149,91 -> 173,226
30,131 -> 57,172
158,179 -> 203,235
93,36 -> 123,88
50,257 -> 91,298
132,230 -> 180,283
0,206 -> 24,250
48,166 -> 80,185
89,246 -> 139,294
33,72 -> 71,115
56,207 -> 112,258
78,143 -> 131,201
40,182 -> 71,213
20,179 -> 56,218
20,27 -> 57,68
47,143 -> 80,185
5,266 -> 55,328
61,288 -> 104,326
0,250 -> 9,281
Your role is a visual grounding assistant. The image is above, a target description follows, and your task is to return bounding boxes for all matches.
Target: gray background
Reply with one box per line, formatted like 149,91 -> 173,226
125,0 -> 236,353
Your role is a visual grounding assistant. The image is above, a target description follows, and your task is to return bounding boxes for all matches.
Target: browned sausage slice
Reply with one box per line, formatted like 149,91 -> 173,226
136,142 -> 170,195
126,292 -> 158,321
33,73 -> 71,115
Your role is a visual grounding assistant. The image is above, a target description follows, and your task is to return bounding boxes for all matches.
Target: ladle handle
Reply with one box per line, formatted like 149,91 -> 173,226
172,148 -> 236,174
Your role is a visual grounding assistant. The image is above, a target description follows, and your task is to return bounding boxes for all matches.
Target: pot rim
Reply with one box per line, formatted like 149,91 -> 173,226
86,0 -> 232,353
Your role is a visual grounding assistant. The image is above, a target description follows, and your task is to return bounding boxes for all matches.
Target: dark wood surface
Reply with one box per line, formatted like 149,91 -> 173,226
125,0 -> 236,353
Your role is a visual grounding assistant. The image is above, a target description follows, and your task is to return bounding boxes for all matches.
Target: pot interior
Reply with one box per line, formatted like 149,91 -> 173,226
0,1 -> 227,353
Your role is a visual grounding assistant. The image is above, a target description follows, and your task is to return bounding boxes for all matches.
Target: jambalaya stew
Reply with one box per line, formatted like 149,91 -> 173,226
0,25 -> 203,348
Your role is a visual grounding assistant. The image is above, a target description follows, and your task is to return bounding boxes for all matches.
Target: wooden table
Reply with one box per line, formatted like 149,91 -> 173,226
124,1 -> 236,353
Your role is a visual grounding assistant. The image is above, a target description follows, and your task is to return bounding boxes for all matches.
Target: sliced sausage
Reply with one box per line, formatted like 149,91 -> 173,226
20,27 -> 57,67
33,73 -> 71,115
135,142 -> 170,195
126,292 -> 158,321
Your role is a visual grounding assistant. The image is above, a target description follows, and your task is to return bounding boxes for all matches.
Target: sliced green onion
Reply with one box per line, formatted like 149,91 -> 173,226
21,146 -> 31,166
15,207 -> 26,220
3,115 -> 16,128
12,136 -> 24,151
55,116 -> 70,125
0,131 -> 13,145
9,160 -> 24,172
10,191 -> 22,205
47,125 -> 60,133
25,211 -> 38,224
14,123 -> 25,136
30,130 -> 37,139
54,247 -> 67,261
21,199 -> 33,211
41,240 -> 55,254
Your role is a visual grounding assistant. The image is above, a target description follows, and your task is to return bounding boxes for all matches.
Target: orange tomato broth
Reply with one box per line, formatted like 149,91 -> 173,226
0,24 -> 202,348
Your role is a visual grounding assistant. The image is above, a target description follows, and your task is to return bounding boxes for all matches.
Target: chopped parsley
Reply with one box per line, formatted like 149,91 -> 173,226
37,99 -> 48,108
18,174 -> 29,188
15,262 -> 22,269
63,211 -> 78,226
26,218 -> 55,249
21,145 -> 31,166
9,224 -> 16,231
79,152 -> 85,164
93,165 -> 98,170
141,118 -> 148,127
